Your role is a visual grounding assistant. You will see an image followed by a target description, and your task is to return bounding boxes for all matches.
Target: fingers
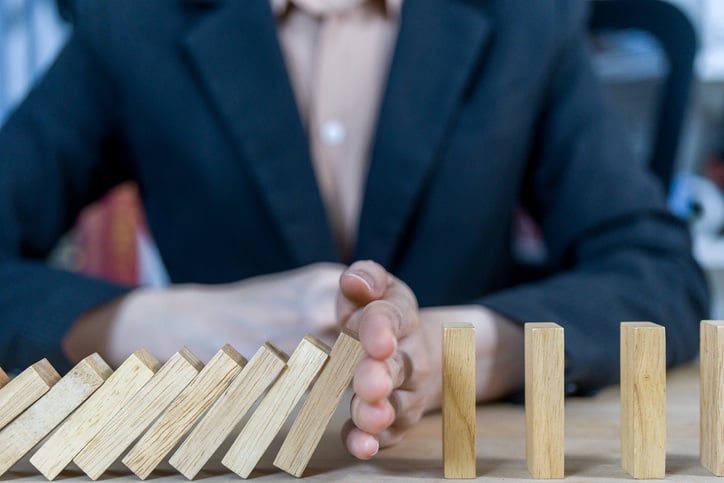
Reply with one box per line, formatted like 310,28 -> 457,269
343,420 -> 407,459
345,386 -> 427,459
337,260 -> 418,362
339,260 -> 389,307
350,389 -> 426,436
353,352 -> 410,402
350,396 -> 395,435
338,260 -> 425,459
342,419 -> 379,460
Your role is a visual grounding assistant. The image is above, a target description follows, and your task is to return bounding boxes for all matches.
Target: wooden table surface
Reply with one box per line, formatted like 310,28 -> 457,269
3,363 -> 715,481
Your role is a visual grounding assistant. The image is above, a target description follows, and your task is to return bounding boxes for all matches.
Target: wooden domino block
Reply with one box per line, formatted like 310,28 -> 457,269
443,323 -> 476,479
222,335 -> 330,478
30,349 -> 160,480
274,329 -> 365,477
0,367 -> 8,388
525,323 -> 564,479
701,320 -> 724,476
620,322 -> 666,479
74,348 -> 203,480
169,343 -> 287,480
123,345 -> 247,479
0,354 -> 111,476
0,359 -> 60,430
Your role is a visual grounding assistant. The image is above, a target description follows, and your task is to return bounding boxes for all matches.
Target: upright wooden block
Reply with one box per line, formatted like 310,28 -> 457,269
74,348 -> 203,480
620,322 -> 666,479
30,350 -> 160,480
525,323 -> 564,479
169,343 -> 287,480
0,367 -> 8,388
222,335 -> 330,479
123,345 -> 247,479
701,320 -> 724,476
274,329 -> 365,477
0,359 -> 60,430
443,323 -> 476,479
0,354 -> 111,476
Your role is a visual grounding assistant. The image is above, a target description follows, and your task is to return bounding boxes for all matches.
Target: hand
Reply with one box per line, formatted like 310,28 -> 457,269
337,261 -> 438,459
337,261 -> 525,460
62,263 -> 346,366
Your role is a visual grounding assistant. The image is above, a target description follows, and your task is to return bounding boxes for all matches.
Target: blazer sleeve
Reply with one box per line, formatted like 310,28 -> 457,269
0,11 -> 132,372
480,2 -> 709,394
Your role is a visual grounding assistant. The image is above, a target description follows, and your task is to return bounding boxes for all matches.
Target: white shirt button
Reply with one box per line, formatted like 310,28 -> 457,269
320,120 -> 346,146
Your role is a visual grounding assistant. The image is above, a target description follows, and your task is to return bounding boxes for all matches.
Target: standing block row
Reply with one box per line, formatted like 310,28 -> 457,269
443,323 -> 477,479
701,320 -> 724,476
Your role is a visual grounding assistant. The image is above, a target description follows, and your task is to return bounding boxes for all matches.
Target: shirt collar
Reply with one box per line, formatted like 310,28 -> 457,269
270,0 -> 403,18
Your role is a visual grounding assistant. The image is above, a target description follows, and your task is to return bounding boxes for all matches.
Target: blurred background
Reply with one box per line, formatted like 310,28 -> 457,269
1,0 -> 724,318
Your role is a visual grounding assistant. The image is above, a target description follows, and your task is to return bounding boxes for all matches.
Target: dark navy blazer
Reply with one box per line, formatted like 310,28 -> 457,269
0,0 -> 709,393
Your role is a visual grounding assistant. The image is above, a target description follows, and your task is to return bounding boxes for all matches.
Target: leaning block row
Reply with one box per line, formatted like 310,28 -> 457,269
0,329 -> 364,480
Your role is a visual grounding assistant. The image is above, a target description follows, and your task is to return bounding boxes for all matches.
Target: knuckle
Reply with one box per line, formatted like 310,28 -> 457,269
364,300 -> 403,327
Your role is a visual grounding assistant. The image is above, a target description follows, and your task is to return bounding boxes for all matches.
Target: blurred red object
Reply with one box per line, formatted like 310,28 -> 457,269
74,182 -> 145,286
704,155 -> 724,191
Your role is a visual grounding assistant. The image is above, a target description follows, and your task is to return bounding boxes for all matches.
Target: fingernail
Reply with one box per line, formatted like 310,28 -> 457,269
367,437 -> 380,457
347,270 -> 374,291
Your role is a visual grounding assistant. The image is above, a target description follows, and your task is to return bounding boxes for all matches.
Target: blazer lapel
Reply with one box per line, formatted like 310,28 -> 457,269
355,0 -> 493,268
181,0 -> 337,265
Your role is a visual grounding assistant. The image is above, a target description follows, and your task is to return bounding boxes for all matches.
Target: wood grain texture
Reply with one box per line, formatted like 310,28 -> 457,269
123,345 -> 247,479
701,320 -> 724,476
74,348 -> 203,480
169,343 -> 288,480
525,323 -> 564,479
0,354 -> 111,476
443,323 -> 476,479
30,349 -> 160,480
0,363 -> 714,482
620,322 -> 666,479
274,329 -> 365,477
222,335 -> 330,478
0,367 -> 8,389
0,359 -> 60,430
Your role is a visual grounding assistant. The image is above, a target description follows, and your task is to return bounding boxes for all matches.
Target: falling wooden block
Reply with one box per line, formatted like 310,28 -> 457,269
222,335 -> 330,478
274,329 -> 365,477
525,322 -> 564,479
169,343 -> 287,480
74,348 -> 203,480
0,354 -> 111,476
30,350 -> 160,480
0,359 -> 60,430
701,320 -> 724,476
0,367 -> 8,389
123,345 -> 247,479
443,323 -> 476,479
620,322 -> 666,479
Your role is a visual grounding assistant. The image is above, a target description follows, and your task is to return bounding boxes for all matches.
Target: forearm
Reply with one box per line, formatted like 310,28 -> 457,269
62,292 -> 129,367
63,263 -> 345,368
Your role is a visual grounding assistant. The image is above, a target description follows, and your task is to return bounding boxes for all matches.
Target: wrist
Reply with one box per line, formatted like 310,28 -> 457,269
61,295 -> 127,365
